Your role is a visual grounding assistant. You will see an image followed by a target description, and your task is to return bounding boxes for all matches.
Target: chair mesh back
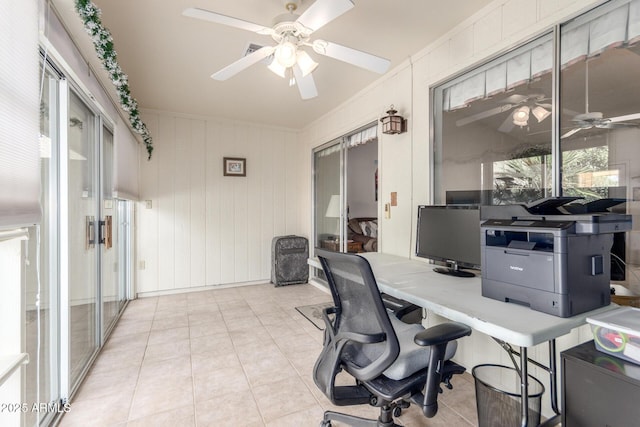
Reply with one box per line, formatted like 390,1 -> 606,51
318,250 -> 399,380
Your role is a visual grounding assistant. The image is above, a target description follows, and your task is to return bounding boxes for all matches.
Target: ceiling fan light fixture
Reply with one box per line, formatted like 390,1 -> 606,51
185,0 -> 390,100
532,105 -> 551,122
512,106 -> 530,127
296,50 -> 318,76
275,40 -> 298,67
267,58 -> 287,78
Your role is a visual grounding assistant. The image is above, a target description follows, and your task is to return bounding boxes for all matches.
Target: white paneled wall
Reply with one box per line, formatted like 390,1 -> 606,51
136,111 -> 301,295
298,0 -> 604,418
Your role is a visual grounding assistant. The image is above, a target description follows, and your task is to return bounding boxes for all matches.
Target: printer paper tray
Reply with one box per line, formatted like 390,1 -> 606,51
484,247 -> 555,293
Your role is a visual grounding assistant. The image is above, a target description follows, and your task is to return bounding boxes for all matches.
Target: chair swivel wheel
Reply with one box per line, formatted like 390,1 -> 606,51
393,406 -> 402,417
320,421 -> 331,427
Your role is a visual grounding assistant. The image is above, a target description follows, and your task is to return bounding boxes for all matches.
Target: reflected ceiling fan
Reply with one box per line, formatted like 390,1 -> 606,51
182,0 -> 391,100
455,93 -> 552,132
562,60 -> 640,139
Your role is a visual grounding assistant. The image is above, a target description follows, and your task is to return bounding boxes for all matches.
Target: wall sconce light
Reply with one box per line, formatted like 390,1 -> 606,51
380,105 -> 407,134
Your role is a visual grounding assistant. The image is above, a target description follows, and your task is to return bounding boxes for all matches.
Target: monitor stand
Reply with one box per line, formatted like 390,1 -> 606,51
433,266 -> 475,278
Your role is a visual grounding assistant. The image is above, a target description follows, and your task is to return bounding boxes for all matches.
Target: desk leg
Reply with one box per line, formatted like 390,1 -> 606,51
548,339 -> 560,415
494,339 -> 561,426
520,347 -> 529,427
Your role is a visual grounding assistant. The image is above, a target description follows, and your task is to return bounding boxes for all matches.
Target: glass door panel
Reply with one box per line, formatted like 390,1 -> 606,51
101,126 -> 123,337
314,141 -> 343,253
23,65 -> 60,426
67,91 -> 98,389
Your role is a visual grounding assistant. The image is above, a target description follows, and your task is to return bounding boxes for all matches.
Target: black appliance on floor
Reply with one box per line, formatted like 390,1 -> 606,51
561,340 -> 640,426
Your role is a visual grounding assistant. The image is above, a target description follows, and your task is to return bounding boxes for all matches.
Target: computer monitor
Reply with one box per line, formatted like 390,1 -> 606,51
416,205 -> 481,278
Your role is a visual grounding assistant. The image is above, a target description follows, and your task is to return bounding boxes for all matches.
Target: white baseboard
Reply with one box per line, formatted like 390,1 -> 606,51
135,280 -> 270,299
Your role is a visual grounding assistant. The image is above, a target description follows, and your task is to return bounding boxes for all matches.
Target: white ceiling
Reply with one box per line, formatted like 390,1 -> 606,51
51,0 -> 493,129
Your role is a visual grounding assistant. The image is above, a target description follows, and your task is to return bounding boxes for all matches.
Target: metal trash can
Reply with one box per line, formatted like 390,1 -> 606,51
472,364 -> 545,427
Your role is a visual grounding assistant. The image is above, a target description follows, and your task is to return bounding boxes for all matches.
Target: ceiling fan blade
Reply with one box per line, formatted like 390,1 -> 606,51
182,7 -> 272,34
498,114 -> 515,133
455,104 -> 514,127
211,46 -> 275,81
501,94 -> 529,104
297,0 -> 354,32
608,113 -> 640,123
561,128 -> 584,139
562,108 -> 584,118
312,40 -> 389,74
293,64 -> 318,100
598,122 -> 640,129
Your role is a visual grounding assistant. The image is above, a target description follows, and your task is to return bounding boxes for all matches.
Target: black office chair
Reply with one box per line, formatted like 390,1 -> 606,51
314,249 -> 472,427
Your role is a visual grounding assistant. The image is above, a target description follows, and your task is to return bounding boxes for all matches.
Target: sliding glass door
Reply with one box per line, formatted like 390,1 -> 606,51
313,124 -> 380,258
23,64 -> 61,427
314,140 -> 344,253
100,126 -> 126,338
23,56 -> 133,426
65,88 -> 131,396
66,90 -> 99,390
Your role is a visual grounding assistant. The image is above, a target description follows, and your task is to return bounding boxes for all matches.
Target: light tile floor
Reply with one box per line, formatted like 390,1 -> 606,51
58,283 -> 478,427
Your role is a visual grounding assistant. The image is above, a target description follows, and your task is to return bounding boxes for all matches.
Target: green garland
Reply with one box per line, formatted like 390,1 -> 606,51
75,0 -> 153,159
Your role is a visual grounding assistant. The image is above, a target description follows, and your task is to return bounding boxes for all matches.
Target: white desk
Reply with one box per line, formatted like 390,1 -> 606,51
358,252 -> 618,427
360,252 -> 614,347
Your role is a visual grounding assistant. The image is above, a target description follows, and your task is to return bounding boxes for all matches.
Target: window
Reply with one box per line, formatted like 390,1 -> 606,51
560,1 -> 640,202
433,0 -> 640,278
434,0 -> 640,207
433,34 -> 554,205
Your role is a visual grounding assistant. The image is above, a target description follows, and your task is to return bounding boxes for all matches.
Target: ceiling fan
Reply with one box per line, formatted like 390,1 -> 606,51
182,0 -> 391,100
561,60 -> 640,139
455,93 -> 552,132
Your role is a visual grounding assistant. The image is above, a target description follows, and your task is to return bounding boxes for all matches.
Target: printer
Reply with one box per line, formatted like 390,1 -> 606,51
480,197 -> 632,317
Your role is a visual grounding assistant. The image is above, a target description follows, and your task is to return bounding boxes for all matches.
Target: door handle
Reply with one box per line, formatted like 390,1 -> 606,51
99,216 -> 113,249
86,216 -> 95,249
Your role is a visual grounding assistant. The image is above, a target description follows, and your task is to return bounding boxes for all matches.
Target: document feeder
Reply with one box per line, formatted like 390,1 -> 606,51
480,197 -> 632,317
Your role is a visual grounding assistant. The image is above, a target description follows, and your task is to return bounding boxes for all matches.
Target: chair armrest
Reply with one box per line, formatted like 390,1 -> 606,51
322,306 -> 386,344
414,322 -> 472,418
414,322 -> 471,347
338,331 -> 386,344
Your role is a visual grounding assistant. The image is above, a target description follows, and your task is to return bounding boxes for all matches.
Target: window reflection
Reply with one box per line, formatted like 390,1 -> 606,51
433,0 -> 640,285
434,35 -> 553,205
493,150 -> 551,205
561,49 -> 640,202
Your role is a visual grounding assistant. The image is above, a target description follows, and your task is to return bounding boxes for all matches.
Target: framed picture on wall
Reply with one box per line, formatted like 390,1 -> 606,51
223,157 -> 246,177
